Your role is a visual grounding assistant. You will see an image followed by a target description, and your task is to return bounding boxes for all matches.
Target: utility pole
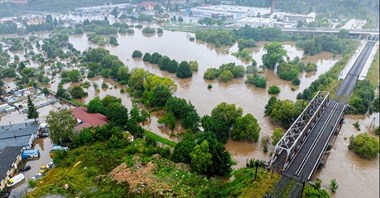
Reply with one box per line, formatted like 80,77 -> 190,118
368,117 -> 376,133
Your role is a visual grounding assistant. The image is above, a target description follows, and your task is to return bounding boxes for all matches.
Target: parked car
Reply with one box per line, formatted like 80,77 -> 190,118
31,173 -> 42,180
39,165 -> 48,173
20,165 -> 31,172
46,161 -> 54,169
6,173 -> 25,187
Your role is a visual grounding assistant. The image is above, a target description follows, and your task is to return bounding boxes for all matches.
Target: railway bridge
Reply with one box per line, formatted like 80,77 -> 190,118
268,41 -> 377,197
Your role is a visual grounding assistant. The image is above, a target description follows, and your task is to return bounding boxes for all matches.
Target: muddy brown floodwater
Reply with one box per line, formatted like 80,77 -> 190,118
315,113 -> 379,198
66,29 -> 340,165
7,28 -> 375,196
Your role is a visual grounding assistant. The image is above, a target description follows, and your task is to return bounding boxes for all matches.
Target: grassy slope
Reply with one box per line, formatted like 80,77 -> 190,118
365,49 -> 379,88
226,168 -> 281,198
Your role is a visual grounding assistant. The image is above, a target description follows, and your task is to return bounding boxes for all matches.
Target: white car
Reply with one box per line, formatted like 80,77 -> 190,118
31,173 -> 42,180
46,161 -> 54,169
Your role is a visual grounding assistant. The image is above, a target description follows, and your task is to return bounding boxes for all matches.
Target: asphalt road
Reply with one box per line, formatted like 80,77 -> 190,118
284,41 -> 376,182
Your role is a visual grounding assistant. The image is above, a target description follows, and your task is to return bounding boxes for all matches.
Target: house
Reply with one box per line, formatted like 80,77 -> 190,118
139,1 -> 158,12
0,146 -> 23,191
71,107 -> 108,131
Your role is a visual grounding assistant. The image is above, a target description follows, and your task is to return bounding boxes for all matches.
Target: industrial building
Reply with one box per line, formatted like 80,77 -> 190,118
190,5 -> 271,21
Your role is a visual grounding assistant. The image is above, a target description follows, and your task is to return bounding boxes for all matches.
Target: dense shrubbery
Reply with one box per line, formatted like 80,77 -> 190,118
237,39 -> 256,50
82,48 -> 125,80
268,85 -> 280,94
204,63 -> 245,82
195,30 -> 236,47
348,80 -> 375,114
349,133 -> 379,159
277,62 -> 300,81
265,96 -> 304,128
296,34 -> 356,55
246,74 -> 267,88
232,48 -> 252,62
195,26 -> 287,48
142,27 -> 156,34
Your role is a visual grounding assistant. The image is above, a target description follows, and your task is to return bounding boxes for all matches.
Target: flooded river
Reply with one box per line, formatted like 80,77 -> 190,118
316,113 -> 379,198
3,28 -> 377,197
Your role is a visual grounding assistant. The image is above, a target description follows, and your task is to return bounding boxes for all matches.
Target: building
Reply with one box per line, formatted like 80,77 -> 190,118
0,121 -> 38,191
0,121 -> 38,151
190,5 -> 271,21
11,0 -> 28,5
0,146 -> 23,190
273,12 -> 316,24
139,1 -> 158,12
72,107 -> 108,131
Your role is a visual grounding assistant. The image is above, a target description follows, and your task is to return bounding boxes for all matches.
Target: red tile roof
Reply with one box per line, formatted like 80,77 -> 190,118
72,107 -> 108,130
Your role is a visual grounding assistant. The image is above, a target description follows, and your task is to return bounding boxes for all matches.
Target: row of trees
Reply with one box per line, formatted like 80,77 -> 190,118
296,34 -> 355,55
137,51 -> 196,79
195,26 -> 288,47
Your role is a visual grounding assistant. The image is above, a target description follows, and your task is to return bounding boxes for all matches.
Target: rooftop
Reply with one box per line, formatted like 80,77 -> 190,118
72,107 -> 108,130
0,146 -> 23,179
0,121 -> 38,150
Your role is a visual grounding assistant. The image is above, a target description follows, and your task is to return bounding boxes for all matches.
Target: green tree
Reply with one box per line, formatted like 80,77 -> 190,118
148,85 -> 172,107
158,56 -> 171,71
117,66 -> 129,83
268,85 -> 281,94
204,68 -> 219,80
277,62 -> 299,81
176,61 -> 193,79
197,133 -> 233,177
132,50 -> 143,58
150,52 -> 163,64
171,135 -> 196,163
211,102 -> 243,128
231,113 -> 261,142
69,86 -> 88,99
46,110 -> 77,145
190,140 -> 212,175
271,128 -> 283,146
27,95 -> 39,121
109,36 -> 118,45
348,133 -> 379,159
167,59 -> 178,73
218,70 -> 233,82
262,42 -> 287,69
158,112 -> 176,131
68,69 -> 81,82
87,97 -> 105,114
142,52 -> 151,62
189,60 -> 199,72
105,102 -> 129,126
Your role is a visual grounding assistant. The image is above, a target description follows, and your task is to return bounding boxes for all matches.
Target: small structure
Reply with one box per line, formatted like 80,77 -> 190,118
71,107 -> 108,131
0,146 -> 23,190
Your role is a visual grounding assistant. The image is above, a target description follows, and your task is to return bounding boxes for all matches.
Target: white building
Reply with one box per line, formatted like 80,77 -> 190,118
191,5 -> 271,21
273,12 -> 316,23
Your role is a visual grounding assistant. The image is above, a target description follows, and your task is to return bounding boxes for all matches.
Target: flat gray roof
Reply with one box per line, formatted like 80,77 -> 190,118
0,121 -> 38,150
0,146 -> 23,179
